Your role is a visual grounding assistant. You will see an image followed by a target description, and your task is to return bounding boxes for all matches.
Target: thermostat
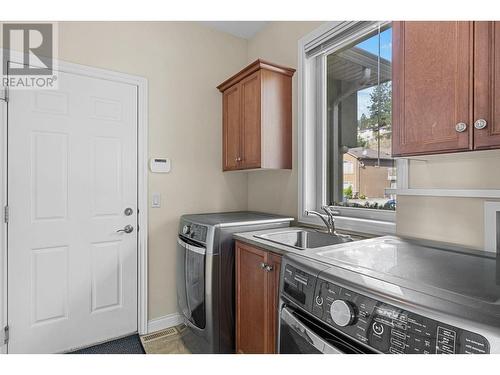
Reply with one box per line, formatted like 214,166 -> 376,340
149,158 -> 171,173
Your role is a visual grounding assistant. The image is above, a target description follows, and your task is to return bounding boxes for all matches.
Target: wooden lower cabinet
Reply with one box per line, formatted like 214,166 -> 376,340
235,241 -> 281,354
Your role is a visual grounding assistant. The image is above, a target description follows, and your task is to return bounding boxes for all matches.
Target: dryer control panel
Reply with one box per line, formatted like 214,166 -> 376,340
311,278 -> 490,354
179,220 -> 208,244
281,263 -> 490,354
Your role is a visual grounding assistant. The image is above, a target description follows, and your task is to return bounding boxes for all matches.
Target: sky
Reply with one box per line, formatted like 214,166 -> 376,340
356,27 -> 392,62
355,27 -> 392,120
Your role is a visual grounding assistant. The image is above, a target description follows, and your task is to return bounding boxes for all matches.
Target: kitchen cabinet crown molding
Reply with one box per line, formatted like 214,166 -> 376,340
217,59 -> 296,92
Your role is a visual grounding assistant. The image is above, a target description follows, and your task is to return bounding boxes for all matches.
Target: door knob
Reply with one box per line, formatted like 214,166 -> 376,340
116,225 -> 133,234
124,207 -> 133,216
474,119 -> 487,130
455,122 -> 467,133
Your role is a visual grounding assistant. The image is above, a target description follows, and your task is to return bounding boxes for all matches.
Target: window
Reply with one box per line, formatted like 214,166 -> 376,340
298,22 -> 407,234
343,160 -> 354,174
327,25 -> 396,211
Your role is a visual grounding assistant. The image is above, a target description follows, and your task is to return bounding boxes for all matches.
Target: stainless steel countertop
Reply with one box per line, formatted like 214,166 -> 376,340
233,226 -> 366,255
309,236 -> 500,304
234,227 -> 500,316
234,226 -> 304,255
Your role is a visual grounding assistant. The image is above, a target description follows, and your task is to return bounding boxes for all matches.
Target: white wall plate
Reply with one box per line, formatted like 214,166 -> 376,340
484,201 -> 500,253
149,158 -> 171,173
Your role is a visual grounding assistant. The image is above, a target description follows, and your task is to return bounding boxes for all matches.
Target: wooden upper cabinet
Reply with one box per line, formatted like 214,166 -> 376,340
223,85 -> 241,170
217,59 -> 295,171
240,71 -> 262,168
393,21 -> 500,156
392,22 -> 473,157
474,22 -> 500,149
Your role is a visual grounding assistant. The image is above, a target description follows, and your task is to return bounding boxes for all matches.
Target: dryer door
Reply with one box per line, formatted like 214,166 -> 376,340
177,237 -> 206,329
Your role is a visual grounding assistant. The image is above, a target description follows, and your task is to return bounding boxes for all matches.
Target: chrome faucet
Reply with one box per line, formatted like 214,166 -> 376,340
305,206 -> 341,235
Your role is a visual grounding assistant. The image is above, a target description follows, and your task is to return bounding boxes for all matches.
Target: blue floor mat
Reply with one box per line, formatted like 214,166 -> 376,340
69,334 -> 145,354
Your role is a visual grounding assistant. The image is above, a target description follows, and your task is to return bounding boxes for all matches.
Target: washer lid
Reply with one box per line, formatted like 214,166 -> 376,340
181,211 -> 294,227
310,236 -> 500,305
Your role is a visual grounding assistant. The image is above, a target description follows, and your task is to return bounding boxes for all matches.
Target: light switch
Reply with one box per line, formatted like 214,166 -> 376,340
152,192 -> 161,208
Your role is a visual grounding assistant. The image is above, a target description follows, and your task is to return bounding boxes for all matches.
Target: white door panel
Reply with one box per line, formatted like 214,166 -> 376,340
8,65 -> 138,353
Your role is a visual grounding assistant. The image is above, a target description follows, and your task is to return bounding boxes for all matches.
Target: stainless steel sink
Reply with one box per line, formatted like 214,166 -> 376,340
255,229 -> 352,250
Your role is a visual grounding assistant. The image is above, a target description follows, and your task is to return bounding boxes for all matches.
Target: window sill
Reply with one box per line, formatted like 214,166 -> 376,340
298,213 -> 395,237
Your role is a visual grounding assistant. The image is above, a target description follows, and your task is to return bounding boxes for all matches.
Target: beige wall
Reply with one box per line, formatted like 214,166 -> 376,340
246,22 -> 324,217
55,22 -> 249,319
246,22 -> 499,251
397,150 -> 500,249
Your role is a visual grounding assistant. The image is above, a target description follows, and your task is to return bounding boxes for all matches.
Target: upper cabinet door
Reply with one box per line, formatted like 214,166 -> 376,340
223,85 -> 241,171
240,71 -> 262,169
474,22 -> 500,149
392,22 -> 473,156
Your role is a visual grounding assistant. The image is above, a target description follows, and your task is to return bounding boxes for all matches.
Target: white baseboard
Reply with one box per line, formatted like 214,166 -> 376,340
147,313 -> 184,334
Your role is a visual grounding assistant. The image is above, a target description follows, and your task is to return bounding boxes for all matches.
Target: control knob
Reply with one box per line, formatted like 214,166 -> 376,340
330,300 -> 355,327
182,225 -> 191,235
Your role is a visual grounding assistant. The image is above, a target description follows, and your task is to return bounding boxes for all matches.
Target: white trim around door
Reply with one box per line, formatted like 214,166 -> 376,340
0,94 -> 7,353
0,49 -> 149,352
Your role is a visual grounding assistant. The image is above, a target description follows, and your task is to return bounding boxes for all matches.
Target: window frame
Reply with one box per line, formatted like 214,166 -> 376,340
297,21 -> 408,235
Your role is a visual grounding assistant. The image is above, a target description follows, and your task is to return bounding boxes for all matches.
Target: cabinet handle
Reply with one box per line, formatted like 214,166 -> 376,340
474,119 -> 487,130
235,157 -> 242,162
260,263 -> 273,272
455,122 -> 467,133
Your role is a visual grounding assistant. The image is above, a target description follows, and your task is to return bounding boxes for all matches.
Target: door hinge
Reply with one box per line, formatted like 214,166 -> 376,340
3,206 -> 8,223
0,86 -> 9,103
3,325 -> 9,345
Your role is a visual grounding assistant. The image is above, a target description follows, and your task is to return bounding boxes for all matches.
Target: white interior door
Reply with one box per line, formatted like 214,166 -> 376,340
7,64 -> 138,353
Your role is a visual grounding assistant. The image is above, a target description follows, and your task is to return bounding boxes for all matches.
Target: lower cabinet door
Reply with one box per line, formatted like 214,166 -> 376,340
235,241 -> 281,354
266,252 -> 282,354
